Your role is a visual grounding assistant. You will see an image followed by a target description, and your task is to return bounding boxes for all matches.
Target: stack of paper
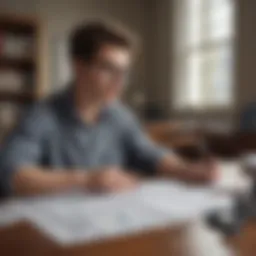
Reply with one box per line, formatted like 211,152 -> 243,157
0,180 -> 233,245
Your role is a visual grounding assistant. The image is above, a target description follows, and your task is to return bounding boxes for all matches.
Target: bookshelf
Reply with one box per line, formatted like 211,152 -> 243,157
0,13 -> 48,142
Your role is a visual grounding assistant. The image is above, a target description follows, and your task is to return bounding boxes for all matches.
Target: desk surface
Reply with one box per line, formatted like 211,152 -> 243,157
1,219 -> 256,256
0,221 -> 186,256
0,162 -> 254,256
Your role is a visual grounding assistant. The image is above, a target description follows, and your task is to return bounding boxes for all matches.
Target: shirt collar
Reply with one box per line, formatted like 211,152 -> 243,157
61,85 -> 114,127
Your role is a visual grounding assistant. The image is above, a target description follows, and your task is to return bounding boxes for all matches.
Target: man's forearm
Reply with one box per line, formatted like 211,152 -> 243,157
157,154 -> 188,178
157,154 -> 214,183
12,166 -> 88,196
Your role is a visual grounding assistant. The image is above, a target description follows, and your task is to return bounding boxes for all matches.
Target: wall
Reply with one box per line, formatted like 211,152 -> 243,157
236,0 -> 256,114
0,0 -> 149,102
145,0 -> 172,113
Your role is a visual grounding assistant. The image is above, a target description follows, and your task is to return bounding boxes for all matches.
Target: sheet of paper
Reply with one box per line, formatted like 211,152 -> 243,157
213,161 -> 252,194
0,180 -> 233,245
25,194 -> 174,244
137,180 -> 232,219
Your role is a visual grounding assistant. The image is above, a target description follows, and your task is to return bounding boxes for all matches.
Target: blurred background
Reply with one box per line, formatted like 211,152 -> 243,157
0,0 -> 254,152
1,2 -> 256,255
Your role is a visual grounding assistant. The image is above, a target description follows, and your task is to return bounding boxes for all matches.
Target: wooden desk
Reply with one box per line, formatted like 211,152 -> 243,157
0,221 -> 187,256
146,122 -> 200,149
227,220 -> 256,256
2,218 -> 256,256
146,122 -> 256,158
2,159 -> 256,255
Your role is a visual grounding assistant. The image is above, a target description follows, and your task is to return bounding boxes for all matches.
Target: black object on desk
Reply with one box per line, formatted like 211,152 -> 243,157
207,164 -> 256,236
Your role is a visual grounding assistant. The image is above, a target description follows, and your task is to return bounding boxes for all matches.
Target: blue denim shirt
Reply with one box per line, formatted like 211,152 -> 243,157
0,88 -> 167,195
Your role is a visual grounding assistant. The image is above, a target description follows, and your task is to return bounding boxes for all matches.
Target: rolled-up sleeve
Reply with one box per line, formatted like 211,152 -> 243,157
0,104 -> 48,195
122,112 -> 170,174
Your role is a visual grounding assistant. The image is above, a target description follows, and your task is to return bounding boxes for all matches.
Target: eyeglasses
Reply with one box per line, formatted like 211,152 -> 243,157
91,60 -> 131,82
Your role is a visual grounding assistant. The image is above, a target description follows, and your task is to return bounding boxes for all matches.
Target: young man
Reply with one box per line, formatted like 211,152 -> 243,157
0,22 -> 215,196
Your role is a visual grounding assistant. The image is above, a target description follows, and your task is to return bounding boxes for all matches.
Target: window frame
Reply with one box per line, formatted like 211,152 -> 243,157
171,0 -> 237,113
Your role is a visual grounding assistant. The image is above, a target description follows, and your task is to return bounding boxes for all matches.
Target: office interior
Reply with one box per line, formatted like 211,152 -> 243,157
0,1 -> 255,154
0,0 -> 256,255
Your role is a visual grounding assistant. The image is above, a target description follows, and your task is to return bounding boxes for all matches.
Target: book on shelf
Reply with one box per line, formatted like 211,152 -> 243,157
0,31 -> 34,60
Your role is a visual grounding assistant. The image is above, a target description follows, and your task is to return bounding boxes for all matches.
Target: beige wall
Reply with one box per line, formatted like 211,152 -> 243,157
145,0 -> 173,112
236,0 -> 256,114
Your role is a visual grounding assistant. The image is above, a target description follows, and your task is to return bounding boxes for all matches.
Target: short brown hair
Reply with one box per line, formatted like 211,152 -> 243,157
69,21 -> 138,62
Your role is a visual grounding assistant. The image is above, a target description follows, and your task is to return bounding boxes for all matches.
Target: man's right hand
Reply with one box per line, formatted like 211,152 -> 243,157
85,167 -> 139,193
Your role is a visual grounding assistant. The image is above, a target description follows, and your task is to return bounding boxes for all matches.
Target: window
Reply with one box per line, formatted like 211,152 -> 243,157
172,0 -> 235,111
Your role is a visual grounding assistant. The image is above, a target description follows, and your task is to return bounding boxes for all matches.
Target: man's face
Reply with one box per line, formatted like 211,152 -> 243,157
74,44 -> 132,104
